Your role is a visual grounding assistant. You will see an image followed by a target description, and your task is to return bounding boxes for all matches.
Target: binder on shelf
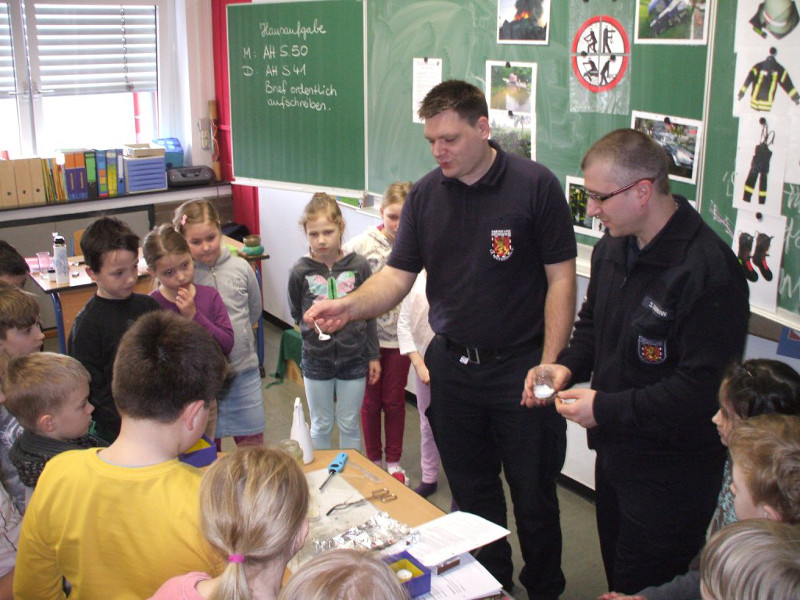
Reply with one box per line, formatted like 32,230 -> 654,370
0,161 -> 18,209
96,150 -> 108,198
84,150 -> 98,200
106,149 -> 118,197
115,149 -> 126,196
26,158 -> 46,205
13,159 -> 34,207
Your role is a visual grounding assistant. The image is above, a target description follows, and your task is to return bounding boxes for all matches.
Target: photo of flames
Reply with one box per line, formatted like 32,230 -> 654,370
498,0 -> 550,44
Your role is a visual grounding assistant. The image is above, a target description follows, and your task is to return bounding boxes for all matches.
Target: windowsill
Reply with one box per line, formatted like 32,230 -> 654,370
0,183 -> 232,224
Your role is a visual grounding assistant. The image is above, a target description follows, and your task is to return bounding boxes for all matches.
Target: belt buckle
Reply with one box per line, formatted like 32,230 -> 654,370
460,346 -> 480,365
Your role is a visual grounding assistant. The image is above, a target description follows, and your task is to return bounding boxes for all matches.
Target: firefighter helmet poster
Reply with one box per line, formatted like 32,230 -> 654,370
497,0 -> 550,45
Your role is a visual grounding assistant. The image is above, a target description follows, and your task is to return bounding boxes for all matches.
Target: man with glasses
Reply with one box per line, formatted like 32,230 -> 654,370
523,128 -> 750,594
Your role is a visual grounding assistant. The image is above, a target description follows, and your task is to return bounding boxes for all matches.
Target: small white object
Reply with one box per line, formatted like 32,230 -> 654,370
533,366 -> 555,399
314,321 -> 331,341
289,398 -> 314,464
396,568 -> 413,581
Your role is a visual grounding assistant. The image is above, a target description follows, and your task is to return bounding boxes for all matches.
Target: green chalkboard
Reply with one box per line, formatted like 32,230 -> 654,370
366,1 -> 704,242
227,0 -> 365,191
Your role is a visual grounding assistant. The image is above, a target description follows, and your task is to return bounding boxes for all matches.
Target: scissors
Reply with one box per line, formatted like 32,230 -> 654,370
325,488 -> 397,516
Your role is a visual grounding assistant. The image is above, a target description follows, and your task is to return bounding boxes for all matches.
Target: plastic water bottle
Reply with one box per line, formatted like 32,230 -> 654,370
52,233 -> 69,284
290,397 -> 314,464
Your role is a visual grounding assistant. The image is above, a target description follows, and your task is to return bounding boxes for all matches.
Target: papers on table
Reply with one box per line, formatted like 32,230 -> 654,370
417,552 -> 502,600
406,511 -> 510,569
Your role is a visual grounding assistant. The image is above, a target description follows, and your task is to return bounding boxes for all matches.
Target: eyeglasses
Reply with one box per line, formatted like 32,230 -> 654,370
585,178 -> 654,203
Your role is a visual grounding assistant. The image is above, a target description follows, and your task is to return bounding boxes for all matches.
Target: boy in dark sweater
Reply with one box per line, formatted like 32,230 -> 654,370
67,217 -> 159,442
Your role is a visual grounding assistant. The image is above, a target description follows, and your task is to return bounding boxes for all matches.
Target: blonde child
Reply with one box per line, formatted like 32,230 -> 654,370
149,446 -> 310,600
0,282 -> 44,514
344,182 -> 412,481
278,549 -> 409,600
700,520 -> 800,600
288,193 -> 379,450
173,200 -> 265,449
601,360 -> 800,600
3,353 -> 106,493
397,270 -> 440,497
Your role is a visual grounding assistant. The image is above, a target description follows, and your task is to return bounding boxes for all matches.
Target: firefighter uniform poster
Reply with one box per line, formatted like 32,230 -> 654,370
733,114 -> 788,215
569,3 -> 632,114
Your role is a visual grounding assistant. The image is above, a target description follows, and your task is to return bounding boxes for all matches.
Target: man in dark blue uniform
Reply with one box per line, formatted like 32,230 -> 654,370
307,80 -> 577,599
525,129 -> 750,594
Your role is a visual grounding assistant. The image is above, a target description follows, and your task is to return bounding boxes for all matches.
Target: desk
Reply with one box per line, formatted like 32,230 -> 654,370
304,449 -> 445,528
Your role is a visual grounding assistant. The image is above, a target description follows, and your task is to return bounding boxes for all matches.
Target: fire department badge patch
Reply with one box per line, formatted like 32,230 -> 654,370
638,335 -> 666,364
490,229 -> 513,261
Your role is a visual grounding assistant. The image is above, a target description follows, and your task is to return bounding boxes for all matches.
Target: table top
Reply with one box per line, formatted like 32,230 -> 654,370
27,235 -> 267,295
304,449 -> 445,528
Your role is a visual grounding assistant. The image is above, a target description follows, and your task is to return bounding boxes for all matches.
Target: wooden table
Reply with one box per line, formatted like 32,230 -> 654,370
304,449 -> 445,528
30,236 -> 269,358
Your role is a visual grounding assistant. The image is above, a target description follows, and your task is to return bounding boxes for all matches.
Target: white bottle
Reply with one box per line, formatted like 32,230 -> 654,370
52,233 -> 69,284
290,397 -> 314,464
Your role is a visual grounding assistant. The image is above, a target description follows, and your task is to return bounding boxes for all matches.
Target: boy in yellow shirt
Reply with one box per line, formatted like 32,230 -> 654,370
15,311 -> 229,600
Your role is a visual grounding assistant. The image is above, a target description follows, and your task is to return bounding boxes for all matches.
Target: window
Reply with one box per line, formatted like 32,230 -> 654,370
0,0 -> 173,158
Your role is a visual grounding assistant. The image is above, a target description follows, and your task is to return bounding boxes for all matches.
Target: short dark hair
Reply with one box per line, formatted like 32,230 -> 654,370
722,359 -> 800,419
417,79 -> 488,124
80,216 -> 140,273
0,282 -> 39,340
581,129 -> 671,195
112,311 -> 229,422
0,241 -> 29,277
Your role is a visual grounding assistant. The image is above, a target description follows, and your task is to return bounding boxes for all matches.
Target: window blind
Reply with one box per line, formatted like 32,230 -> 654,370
30,3 -> 157,95
0,5 -> 13,95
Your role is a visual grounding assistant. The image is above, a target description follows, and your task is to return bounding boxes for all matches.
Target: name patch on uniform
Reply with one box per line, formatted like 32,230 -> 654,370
638,335 -> 666,364
642,296 -> 671,319
490,229 -> 513,261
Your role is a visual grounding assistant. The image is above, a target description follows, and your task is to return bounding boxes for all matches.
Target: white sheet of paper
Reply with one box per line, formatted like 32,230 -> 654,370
412,57 -> 442,123
407,511 -> 510,568
418,553 -> 502,600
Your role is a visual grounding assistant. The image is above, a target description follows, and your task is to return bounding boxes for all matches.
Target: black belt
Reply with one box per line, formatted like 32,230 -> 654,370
442,335 -> 541,365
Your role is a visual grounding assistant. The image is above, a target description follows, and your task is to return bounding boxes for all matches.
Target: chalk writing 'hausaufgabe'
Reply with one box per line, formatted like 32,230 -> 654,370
260,19 -> 326,40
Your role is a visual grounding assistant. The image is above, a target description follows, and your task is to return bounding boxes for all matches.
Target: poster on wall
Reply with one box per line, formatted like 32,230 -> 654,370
486,61 -> 537,160
733,114 -> 788,215
735,0 -> 800,49
566,176 -> 605,238
568,3 -> 633,114
631,110 -> 703,184
786,114 -> 800,184
635,0 -> 709,45
733,209 -> 786,313
497,0 -> 550,44
733,46 -> 800,117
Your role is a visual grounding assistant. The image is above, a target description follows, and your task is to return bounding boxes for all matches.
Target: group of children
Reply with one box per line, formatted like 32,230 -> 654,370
0,190 -> 798,599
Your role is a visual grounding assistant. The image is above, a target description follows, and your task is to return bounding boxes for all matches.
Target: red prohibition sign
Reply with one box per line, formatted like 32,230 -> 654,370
571,15 -> 630,93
